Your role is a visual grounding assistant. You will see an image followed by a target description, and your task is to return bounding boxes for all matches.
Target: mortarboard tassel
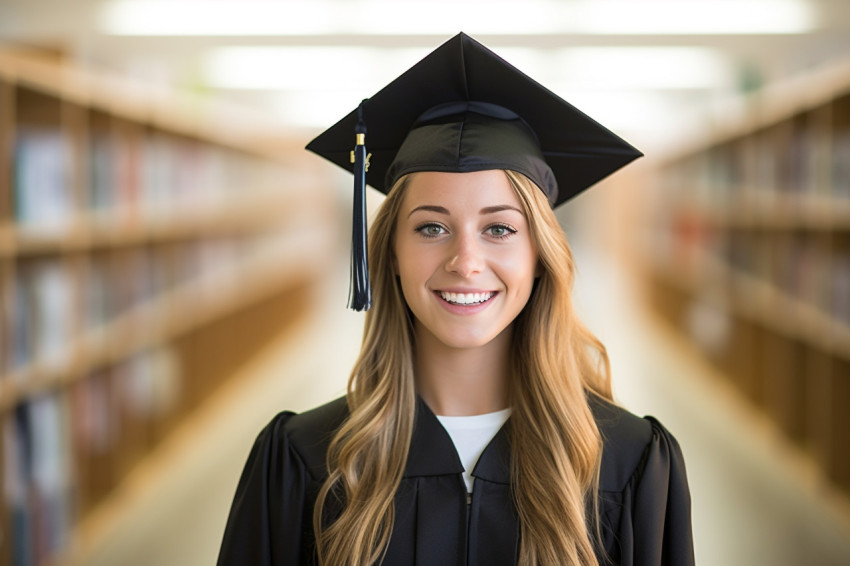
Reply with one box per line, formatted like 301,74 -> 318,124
348,100 -> 371,311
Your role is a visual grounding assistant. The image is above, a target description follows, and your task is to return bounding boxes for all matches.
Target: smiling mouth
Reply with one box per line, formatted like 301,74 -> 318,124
437,291 -> 495,305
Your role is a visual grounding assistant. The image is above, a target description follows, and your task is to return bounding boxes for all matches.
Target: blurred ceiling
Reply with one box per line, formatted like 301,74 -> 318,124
1,0 -> 850,154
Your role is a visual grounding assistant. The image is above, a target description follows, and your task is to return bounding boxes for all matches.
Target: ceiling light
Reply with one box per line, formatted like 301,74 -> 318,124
203,45 -> 731,92
203,46 -> 431,90
100,0 -> 816,36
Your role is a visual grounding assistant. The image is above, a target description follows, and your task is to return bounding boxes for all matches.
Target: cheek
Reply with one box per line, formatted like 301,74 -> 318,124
395,251 -> 430,297
396,239 -> 439,280
496,246 -> 539,288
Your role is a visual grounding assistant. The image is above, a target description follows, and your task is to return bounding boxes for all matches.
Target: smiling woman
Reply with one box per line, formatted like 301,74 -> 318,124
396,170 -> 538,351
393,170 -> 540,417
216,33 -> 694,566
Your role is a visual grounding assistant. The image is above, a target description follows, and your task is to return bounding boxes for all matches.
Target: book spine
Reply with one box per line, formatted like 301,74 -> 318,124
13,129 -> 73,236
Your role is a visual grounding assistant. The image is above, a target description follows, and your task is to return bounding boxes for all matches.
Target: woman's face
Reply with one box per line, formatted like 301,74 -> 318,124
394,170 -> 539,351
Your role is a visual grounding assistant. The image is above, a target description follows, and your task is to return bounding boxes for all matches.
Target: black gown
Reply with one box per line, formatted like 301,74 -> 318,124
217,395 -> 695,565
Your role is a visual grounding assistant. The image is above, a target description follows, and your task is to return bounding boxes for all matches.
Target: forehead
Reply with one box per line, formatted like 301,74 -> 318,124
400,170 -> 524,212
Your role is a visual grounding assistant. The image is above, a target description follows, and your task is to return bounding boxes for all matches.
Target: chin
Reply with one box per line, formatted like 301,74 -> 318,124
428,323 -> 509,351
438,335 -> 495,351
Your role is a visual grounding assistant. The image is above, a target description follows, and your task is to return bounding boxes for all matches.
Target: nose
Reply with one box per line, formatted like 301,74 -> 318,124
445,233 -> 483,278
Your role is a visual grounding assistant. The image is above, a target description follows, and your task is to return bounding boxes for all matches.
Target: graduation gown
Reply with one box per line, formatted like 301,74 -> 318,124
217,395 -> 694,565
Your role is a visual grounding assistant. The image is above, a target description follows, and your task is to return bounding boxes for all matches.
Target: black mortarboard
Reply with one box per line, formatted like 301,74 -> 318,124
306,32 -> 642,311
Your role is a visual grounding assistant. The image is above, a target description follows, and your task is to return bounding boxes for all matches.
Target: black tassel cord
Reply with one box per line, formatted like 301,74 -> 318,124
348,101 -> 371,311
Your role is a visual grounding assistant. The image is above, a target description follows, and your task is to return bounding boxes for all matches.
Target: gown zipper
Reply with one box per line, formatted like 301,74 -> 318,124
465,485 -> 473,564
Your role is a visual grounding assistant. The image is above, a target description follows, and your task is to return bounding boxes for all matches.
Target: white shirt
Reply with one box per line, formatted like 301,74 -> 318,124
436,408 -> 512,493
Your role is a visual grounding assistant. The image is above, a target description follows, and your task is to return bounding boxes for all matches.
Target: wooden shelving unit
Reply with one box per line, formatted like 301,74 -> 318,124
0,50 -> 338,565
640,56 -> 850,502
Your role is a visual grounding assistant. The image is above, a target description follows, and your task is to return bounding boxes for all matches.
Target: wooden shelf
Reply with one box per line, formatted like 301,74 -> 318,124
642,302 -> 850,533
0,49 -> 296,160
660,55 -> 850,165
641,52 -> 850,500
0,47 -> 340,566
0,223 -> 12,255
1,186 -> 316,258
648,251 -> 850,361
710,195 -> 850,231
0,219 -> 333,412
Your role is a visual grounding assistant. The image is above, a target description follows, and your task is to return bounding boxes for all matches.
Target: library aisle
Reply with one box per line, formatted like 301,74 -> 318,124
75,243 -> 850,566
573,247 -> 850,566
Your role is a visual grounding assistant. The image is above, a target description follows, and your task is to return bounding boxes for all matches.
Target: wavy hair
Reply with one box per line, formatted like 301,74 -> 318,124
313,170 -> 612,565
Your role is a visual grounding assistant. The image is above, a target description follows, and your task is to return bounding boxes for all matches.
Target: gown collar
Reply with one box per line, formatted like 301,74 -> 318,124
403,396 -> 511,484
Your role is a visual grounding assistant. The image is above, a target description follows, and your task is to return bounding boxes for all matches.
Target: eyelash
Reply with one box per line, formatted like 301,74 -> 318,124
413,222 -> 517,240
486,223 -> 517,239
414,223 -> 447,238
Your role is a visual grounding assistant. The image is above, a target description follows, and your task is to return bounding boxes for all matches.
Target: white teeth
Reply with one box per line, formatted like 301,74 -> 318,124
439,291 -> 493,305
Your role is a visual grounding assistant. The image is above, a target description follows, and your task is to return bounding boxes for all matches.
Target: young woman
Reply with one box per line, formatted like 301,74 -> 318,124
217,33 -> 694,566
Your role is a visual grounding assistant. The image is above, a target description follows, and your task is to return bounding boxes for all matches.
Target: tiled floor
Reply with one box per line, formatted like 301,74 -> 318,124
77,247 -> 850,566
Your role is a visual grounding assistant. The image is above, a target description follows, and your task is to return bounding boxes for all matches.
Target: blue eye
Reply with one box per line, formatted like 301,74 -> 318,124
416,223 -> 447,238
486,224 -> 517,239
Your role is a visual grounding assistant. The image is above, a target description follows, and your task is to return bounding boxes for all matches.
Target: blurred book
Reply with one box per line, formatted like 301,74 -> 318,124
833,128 -> 850,199
3,394 -> 73,566
71,369 -> 119,516
14,128 -> 73,236
5,267 -> 34,375
31,262 -> 73,371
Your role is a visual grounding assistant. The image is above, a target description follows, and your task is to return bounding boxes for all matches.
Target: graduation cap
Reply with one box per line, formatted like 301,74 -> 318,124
306,32 -> 642,311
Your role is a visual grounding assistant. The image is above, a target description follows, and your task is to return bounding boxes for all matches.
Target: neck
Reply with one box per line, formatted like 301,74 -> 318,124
414,324 -> 512,416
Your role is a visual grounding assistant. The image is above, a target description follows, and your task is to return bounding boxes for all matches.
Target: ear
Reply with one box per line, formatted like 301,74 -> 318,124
534,259 -> 544,279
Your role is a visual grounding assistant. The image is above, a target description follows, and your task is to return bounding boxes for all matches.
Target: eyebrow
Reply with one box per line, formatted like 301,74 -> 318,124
407,204 -> 524,218
480,205 -> 524,215
408,205 -> 449,217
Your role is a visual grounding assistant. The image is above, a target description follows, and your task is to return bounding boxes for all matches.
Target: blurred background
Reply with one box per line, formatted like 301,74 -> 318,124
1,1 -> 849,565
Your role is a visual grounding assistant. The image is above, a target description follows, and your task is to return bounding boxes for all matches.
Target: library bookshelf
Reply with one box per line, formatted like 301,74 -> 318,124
640,55 -> 850,504
0,50 -> 338,564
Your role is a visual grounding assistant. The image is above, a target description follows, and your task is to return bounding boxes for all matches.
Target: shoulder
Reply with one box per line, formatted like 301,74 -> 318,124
260,396 -> 349,479
589,394 -> 681,492
589,396 -> 696,563
284,395 -> 350,446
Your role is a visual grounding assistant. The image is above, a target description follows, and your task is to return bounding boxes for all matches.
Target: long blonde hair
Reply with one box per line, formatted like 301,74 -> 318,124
313,170 -> 612,566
